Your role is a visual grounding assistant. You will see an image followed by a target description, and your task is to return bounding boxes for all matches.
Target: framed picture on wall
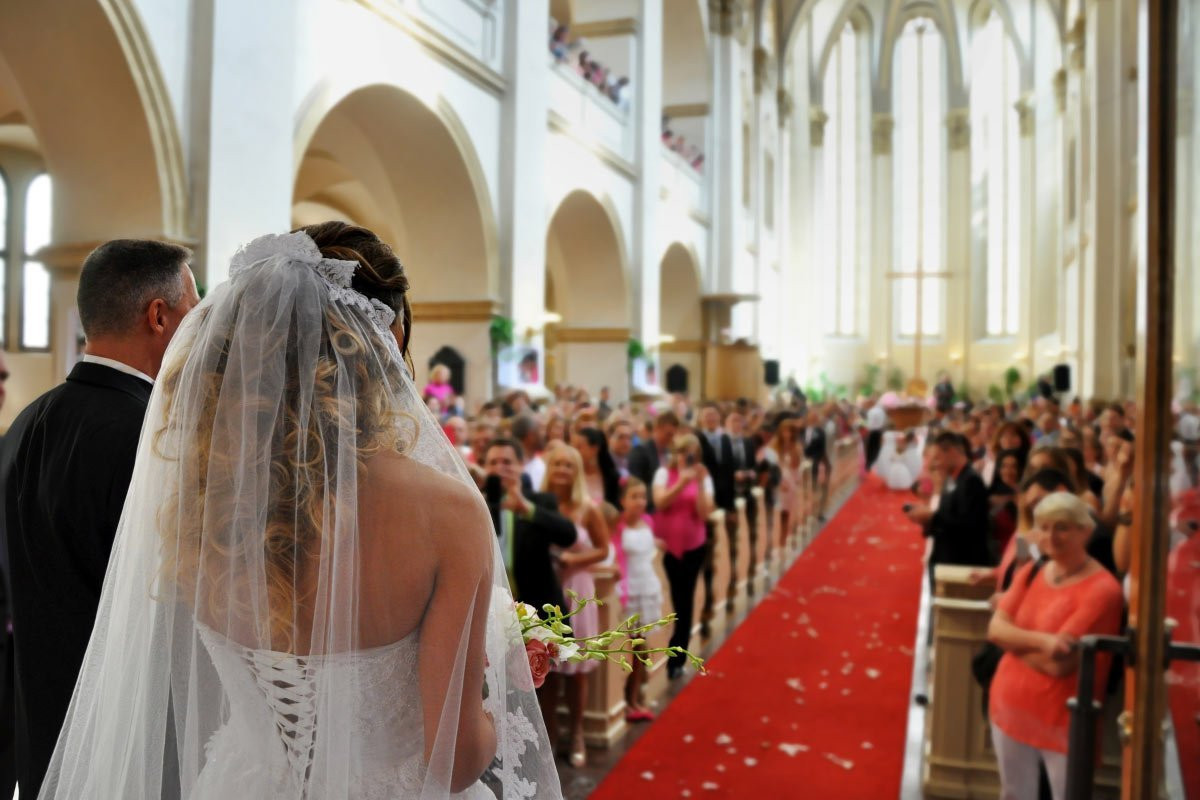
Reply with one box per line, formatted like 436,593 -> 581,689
630,356 -> 660,394
497,345 -> 542,391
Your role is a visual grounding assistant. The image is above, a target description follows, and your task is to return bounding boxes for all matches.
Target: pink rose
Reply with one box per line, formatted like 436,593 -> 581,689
526,640 -> 552,689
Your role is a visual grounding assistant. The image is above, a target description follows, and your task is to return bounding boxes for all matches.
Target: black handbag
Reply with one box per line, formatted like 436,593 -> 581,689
971,557 -> 1044,716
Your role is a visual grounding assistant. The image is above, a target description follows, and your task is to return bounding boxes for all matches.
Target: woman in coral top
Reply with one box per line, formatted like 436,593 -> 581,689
987,491 -> 1124,800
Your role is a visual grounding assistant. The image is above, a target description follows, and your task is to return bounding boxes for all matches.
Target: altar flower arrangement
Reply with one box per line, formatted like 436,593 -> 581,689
515,591 -> 704,689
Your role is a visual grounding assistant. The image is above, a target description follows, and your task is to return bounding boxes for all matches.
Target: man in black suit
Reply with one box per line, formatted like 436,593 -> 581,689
0,351 -> 13,799
802,411 -> 833,521
0,239 -> 199,797
725,409 -> 762,596
697,403 -> 736,626
481,438 -> 577,613
904,432 -> 993,585
627,411 -> 680,513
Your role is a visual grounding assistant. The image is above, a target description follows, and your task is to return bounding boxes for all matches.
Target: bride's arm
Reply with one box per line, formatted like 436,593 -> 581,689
419,495 -> 498,792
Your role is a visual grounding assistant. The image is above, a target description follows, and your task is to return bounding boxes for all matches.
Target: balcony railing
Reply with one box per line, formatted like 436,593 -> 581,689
548,60 -> 632,163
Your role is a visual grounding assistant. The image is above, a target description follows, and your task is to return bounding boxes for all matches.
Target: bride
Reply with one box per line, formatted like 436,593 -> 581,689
38,223 -> 562,798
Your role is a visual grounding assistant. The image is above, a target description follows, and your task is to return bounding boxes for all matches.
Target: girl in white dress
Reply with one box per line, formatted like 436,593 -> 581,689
613,477 -> 663,721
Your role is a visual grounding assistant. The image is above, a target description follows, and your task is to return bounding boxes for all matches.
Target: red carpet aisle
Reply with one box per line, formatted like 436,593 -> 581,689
1167,535 -> 1200,799
592,478 -> 925,799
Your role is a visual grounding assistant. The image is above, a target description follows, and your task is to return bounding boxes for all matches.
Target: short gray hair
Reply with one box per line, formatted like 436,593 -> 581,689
1033,491 -> 1096,532
77,239 -> 191,338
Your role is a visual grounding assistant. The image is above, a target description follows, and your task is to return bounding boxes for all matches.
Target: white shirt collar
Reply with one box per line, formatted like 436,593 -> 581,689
81,354 -> 154,386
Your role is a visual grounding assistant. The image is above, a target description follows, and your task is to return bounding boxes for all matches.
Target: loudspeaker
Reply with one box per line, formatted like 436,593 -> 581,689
1052,363 -> 1071,393
764,359 -> 781,386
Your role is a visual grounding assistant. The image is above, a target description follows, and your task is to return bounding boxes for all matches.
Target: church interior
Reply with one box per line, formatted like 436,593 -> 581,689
0,0 -> 1197,797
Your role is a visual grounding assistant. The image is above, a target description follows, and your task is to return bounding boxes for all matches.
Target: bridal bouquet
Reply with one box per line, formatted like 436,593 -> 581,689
515,592 -> 704,688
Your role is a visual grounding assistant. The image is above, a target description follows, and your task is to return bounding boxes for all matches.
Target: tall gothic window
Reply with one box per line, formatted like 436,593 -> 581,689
971,10 -> 1022,336
892,18 -> 946,338
22,174 -> 51,350
822,23 -> 860,335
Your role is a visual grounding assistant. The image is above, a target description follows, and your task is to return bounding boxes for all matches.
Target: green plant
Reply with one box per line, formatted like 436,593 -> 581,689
987,384 -> 1005,405
489,315 -> 514,353
858,364 -> 881,397
953,382 -> 972,404
886,367 -> 904,392
1003,367 -> 1021,399
627,338 -> 646,363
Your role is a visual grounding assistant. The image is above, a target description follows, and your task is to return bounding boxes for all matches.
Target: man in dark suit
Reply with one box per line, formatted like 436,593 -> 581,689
627,411 -> 680,513
802,411 -> 833,521
697,404 -> 736,626
724,409 -> 762,596
0,240 -> 198,797
904,432 -> 993,585
482,438 -> 577,613
0,351 -> 13,799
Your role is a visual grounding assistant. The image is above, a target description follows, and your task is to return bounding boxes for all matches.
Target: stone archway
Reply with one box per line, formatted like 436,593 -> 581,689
659,241 -> 704,398
544,189 -> 631,397
0,0 -> 185,423
294,85 -> 497,407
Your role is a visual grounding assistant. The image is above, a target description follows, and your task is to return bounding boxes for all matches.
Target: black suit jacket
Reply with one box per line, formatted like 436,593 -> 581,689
699,431 -> 737,511
0,362 -> 152,796
925,465 -> 993,568
488,490 -> 577,612
803,426 -> 830,468
627,441 -> 664,512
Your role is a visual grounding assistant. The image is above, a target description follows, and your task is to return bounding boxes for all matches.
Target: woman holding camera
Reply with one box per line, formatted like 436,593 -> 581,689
986,491 -> 1124,800
653,433 -> 715,679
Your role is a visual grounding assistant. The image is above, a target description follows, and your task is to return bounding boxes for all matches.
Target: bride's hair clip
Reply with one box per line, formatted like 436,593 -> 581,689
229,232 -> 398,335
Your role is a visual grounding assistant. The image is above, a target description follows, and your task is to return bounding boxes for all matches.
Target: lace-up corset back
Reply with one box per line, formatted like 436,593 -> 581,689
197,626 -> 425,794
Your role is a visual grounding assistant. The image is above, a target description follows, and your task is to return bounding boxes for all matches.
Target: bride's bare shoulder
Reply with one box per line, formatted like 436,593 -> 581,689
362,454 -> 493,550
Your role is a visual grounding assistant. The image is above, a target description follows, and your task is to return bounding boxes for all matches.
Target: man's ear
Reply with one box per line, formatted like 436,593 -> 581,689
146,298 -> 168,335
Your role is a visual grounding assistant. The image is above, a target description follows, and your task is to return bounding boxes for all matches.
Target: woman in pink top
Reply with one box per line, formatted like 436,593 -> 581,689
422,363 -> 454,405
652,433 -> 714,679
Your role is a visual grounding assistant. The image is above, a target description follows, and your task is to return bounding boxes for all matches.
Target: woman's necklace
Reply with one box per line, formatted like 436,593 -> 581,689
1050,559 -> 1090,585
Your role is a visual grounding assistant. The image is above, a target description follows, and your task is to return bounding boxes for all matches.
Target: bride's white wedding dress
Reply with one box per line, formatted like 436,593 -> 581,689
38,232 -> 561,799
195,628 -> 489,799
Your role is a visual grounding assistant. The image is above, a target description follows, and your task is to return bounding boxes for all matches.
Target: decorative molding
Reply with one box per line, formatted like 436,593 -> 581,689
660,339 -> 707,354
1053,69 -> 1068,114
353,0 -> 506,95
1067,16 -> 1086,72
1015,95 -> 1035,138
753,46 -> 770,95
809,107 -> 829,148
776,88 -> 793,125
945,109 -> 970,151
872,114 -> 894,156
36,237 -> 194,277
570,17 -> 638,38
410,299 -> 498,322
707,0 -> 744,36
701,293 -> 759,305
554,326 -> 631,343
101,0 -> 189,238
663,103 -> 710,118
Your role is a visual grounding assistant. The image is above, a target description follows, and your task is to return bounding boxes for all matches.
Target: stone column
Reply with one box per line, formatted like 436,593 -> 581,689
870,114 -> 895,371
707,0 -> 745,296
187,0 -> 297,287
632,0 -> 664,385
944,108 -> 971,384
498,0 -> 551,395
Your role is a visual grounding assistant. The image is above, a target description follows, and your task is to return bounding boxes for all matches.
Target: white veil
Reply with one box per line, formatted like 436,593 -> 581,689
39,232 -> 561,799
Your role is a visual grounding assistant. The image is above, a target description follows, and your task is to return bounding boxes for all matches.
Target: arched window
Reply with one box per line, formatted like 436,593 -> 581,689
822,23 -> 861,335
971,10 -> 1021,336
892,18 -> 946,339
22,174 -> 51,350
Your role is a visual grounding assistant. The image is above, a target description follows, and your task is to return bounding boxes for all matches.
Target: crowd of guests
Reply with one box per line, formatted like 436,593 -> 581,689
867,391 -> 1195,799
548,21 -> 631,111
423,371 -> 839,769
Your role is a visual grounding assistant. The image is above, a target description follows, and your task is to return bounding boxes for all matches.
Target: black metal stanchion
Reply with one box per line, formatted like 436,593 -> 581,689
1064,635 -> 1132,800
